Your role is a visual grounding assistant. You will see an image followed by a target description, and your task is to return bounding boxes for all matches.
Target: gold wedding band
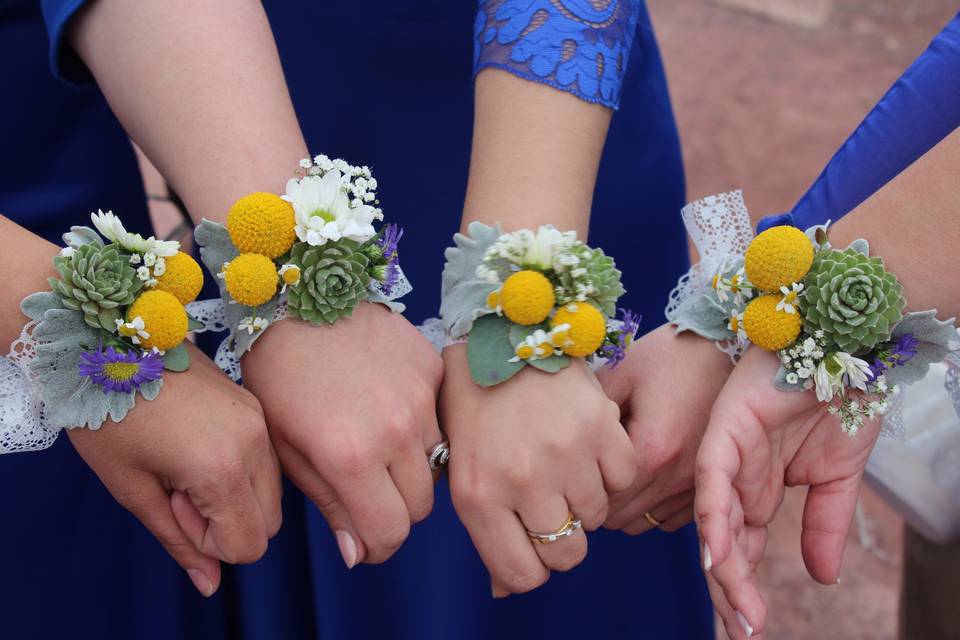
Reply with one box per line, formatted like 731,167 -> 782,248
526,511 -> 582,544
643,511 -> 663,528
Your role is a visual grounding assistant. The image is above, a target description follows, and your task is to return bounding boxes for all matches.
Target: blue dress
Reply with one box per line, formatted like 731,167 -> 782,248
0,1 -> 714,638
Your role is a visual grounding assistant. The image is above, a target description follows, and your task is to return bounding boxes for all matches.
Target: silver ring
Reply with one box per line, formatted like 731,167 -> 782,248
526,512 -> 582,544
427,440 -> 450,470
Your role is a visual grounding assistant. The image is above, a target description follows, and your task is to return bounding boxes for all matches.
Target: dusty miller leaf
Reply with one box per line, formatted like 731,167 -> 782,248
440,221 -> 502,338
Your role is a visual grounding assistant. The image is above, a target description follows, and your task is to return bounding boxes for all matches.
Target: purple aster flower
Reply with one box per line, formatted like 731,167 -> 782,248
376,224 -> 403,296
78,345 -> 164,394
600,307 -> 641,368
867,358 -> 887,381
890,333 -> 919,366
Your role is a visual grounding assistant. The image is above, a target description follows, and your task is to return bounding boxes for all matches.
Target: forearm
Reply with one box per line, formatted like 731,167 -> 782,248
0,217 -> 59,345
69,0 -> 308,223
828,126 -> 960,318
462,69 -> 611,237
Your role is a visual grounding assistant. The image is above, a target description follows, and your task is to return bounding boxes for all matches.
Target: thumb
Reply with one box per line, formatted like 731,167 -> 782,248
124,480 -> 221,597
800,472 -> 862,584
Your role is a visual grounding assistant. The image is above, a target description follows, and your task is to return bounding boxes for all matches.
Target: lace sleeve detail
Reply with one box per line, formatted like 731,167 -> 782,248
473,0 -> 641,109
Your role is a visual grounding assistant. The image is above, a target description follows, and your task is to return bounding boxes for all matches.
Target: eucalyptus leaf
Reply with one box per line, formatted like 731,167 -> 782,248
187,313 -> 205,332
885,310 -> 960,387
467,314 -> 525,387
507,321 -> 550,348
440,221 -> 502,338
62,226 -> 104,250
529,354 -> 570,374
163,343 -> 191,372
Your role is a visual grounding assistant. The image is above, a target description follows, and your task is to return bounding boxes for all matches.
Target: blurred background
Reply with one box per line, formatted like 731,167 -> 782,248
139,1 -> 960,638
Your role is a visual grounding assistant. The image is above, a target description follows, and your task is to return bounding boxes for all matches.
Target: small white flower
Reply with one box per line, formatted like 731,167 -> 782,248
217,260 -> 230,280
128,253 -> 142,265
835,351 -> 872,392
776,282 -> 804,314
802,337 -> 817,356
137,266 -> 152,281
59,247 -> 75,258
91,209 -> 179,257
299,158 -> 313,169
238,316 -> 270,335
786,372 -> 799,385
143,252 -> 156,267
116,316 -> 150,344
152,257 -> 166,276
146,278 -> 159,288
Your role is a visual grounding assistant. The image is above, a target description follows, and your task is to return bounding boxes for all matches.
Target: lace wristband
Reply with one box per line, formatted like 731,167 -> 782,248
6,211 -> 206,438
194,154 -> 411,368
669,191 -> 960,435
439,222 -> 637,387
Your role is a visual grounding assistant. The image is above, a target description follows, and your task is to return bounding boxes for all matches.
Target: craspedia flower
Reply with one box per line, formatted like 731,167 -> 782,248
154,251 -> 203,304
500,270 -> 555,326
226,192 -> 297,258
551,303 -> 606,357
50,243 -> 143,332
127,290 -> 188,351
78,345 -> 164,394
800,247 -> 905,354
223,253 -> 279,307
744,226 -> 814,292
742,294 -> 802,351
286,240 -> 371,324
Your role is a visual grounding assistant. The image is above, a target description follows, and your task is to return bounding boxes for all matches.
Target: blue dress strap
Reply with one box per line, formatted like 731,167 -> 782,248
473,0 -> 642,109
758,11 -> 960,233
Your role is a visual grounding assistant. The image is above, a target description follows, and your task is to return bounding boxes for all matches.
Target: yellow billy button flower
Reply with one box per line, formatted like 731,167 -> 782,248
550,303 -> 606,357
744,225 -> 814,292
154,251 -> 204,304
224,253 -> 279,306
500,270 -> 556,326
226,192 -> 297,258
126,290 -> 188,351
742,293 -> 802,351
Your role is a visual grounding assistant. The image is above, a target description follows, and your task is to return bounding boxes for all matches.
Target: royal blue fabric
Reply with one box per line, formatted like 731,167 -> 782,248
758,11 -> 960,233
0,1 -> 712,638
474,0 -> 640,109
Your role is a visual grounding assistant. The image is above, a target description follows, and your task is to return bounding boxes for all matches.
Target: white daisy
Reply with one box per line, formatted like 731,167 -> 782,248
116,316 -> 150,344
278,263 -> 301,293
815,352 -> 871,402
776,282 -> 804,314
509,329 -> 561,362
91,210 -> 179,257
238,316 -> 270,335
727,310 -> 747,341
283,171 -> 377,246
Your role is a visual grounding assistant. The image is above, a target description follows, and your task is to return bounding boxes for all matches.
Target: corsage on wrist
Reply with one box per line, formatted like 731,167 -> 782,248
440,222 -> 638,387
14,211 -> 205,431
669,191 -> 959,435
194,154 -> 410,361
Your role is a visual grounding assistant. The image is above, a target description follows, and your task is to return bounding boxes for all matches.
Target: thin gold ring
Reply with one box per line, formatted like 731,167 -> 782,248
526,511 -> 582,544
644,511 -> 663,528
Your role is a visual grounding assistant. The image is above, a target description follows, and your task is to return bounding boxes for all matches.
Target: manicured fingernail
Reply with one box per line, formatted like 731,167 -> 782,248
735,611 -> 754,637
187,569 -> 214,597
703,543 -> 713,572
836,577 -> 841,585
335,530 -> 358,569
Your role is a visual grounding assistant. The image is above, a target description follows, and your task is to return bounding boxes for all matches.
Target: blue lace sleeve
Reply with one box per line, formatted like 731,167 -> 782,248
473,0 -> 642,109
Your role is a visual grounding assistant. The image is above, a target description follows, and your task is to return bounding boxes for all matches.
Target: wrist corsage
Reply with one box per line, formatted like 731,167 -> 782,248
668,191 -> 960,435
16,211 -> 205,430
440,222 -> 638,387
194,154 -> 410,360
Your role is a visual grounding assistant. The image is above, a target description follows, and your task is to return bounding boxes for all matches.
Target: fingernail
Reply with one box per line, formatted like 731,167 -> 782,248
735,611 -> 754,637
836,577 -> 841,585
703,543 -> 713,572
187,569 -> 214,597
335,529 -> 358,569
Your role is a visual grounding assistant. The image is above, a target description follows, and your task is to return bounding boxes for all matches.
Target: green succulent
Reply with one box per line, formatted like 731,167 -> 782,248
799,247 -> 905,354
554,244 -> 624,316
287,240 -> 371,325
49,243 -> 143,331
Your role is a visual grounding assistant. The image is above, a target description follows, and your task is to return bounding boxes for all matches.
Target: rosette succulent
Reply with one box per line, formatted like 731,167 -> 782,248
287,240 -> 371,324
49,243 -> 143,331
800,247 -> 905,354
554,244 -> 624,316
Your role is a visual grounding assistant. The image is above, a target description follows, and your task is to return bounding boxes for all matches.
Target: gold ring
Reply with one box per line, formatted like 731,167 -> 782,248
644,511 -> 663,528
526,512 -> 582,544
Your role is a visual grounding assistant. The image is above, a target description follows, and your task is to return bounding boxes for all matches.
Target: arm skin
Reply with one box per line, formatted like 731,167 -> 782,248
440,69 -> 636,597
696,126 -> 960,640
70,0 -> 445,571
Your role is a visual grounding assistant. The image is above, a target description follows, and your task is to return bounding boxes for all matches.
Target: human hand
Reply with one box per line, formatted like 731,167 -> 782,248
67,341 -> 281,597
694,346 -> 881,639
242,303 -> 444,567
597,324 -> 733,534
440,345 -> 636,596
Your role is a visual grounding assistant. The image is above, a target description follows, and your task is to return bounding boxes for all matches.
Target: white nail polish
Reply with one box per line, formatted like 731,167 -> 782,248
735,611 -> 753,637
703,543 -> 713,572
836,577 -> 841,585
335,529 -> 358,569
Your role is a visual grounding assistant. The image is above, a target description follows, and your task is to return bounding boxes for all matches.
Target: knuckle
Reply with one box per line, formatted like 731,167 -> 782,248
450,476 -> 491,512
326,438 -> 372,477
231,536 -> 269,564
384,409 -> 419,447
580,503 -> 609,531
502,567 -> 549,594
